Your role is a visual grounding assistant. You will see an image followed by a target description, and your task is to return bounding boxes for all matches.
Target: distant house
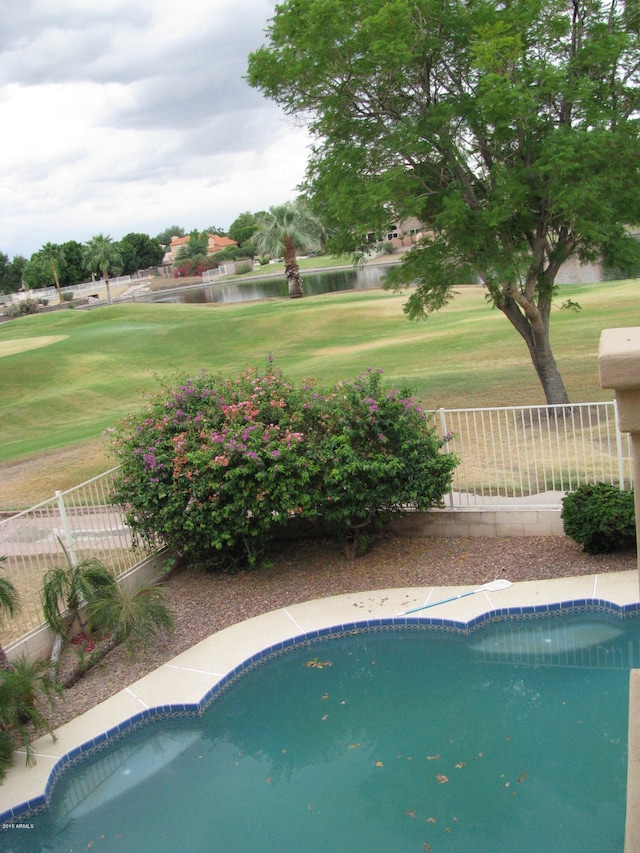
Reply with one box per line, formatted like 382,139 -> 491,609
366,217 -> 427,248
163,233 -> 238,264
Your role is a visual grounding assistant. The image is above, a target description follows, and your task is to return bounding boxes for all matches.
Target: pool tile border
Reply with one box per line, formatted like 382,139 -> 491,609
1,571 -> 639,826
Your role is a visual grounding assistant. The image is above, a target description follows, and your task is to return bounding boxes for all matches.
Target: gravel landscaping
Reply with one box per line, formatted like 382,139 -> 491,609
47,532 -> 637,732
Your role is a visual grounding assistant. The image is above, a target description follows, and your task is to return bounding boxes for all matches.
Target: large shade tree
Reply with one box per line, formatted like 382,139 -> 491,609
83,234 -> 122,305
119,232 -> 164,275
0,253 -> 26,294
255,201 -> 323,297
248,0 -> 640,404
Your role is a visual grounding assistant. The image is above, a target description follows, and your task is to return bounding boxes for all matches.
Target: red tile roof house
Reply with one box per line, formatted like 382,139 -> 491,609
163,233 -> 238,264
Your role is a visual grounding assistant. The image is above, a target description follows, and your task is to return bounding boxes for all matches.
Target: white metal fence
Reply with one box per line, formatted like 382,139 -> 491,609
0,469 -> 153,645
435,401 -> 632,508
0,401 -> 633,646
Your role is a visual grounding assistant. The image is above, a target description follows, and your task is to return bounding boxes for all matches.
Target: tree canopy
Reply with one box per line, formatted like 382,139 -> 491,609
119,232 -> 164,275
248,0 -> 640,404
0,253 -> 25,294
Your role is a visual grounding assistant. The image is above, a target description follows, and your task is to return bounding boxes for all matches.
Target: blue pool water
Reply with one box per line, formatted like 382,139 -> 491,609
4,611 -> 638,852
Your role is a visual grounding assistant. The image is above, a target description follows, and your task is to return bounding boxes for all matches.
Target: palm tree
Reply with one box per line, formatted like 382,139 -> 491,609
83,234 -> 121,305
85,580 -> 174,657
0,656 -> 62,767
41,557 -> 115,643
255,201 -> 323,298
41,556 -> 173,679
0,557 -> 20,671
40,242 -> 64,304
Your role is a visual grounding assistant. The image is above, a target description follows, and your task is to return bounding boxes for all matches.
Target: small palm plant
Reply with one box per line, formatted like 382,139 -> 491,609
0,656 -> 62,767
0,560 -> 61,776
86,580 -> 174,657
0,556 -> 21,671
41,557 -> 115,641
41,554 -> 173,684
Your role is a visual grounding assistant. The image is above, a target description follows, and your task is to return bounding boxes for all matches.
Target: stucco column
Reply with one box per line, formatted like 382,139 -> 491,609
599,328 -> 640,588
599,328 -> 640,853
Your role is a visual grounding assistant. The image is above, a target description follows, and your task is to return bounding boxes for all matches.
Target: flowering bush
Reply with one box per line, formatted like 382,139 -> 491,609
110,366 -> 457,568
308,370 -> 458,556
173,256 -> 219,278
110,367 -> 318,569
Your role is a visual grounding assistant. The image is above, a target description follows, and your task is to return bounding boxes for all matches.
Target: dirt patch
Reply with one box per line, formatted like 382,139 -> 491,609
0,440 -> 113,510
0,335 -> 68,357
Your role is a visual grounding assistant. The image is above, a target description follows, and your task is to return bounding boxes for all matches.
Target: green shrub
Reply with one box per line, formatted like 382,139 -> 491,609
308,369 -> 458,556
61,291 -> 73,302
381,241 -> 396,254
561,483 -> 636,554
2,298 -> 40,318
110,365 -> 457,568
234,261 -> 252,275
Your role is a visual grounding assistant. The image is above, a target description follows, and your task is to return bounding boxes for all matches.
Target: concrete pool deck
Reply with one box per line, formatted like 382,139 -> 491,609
1,569 -> 639,841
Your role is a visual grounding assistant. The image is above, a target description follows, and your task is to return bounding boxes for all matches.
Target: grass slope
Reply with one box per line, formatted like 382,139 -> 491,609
0,279 -> 637,503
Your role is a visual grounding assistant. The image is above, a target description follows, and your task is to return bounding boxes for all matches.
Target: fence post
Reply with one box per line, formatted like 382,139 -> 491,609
613,399 -> 626,490
55,490 -> 78,567
438,407 -> 456,508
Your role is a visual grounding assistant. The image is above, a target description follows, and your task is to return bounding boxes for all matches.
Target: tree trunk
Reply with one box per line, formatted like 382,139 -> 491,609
499,295 -> 570,406
283,237 -> 303,298
103,267 -> 113,305
50,262 -> 63,305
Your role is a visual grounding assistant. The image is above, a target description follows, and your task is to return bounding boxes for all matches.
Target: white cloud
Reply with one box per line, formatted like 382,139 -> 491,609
0,0 -> 311,258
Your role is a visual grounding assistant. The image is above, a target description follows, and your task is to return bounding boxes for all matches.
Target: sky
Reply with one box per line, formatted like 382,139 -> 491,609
0,0 -> 312,259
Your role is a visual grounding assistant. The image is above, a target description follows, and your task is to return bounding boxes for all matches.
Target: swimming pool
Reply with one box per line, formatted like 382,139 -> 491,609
3,608 -> 638,853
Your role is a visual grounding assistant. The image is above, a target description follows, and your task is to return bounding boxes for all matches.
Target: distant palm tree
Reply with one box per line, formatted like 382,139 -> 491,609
83,234 -> 121,305
255,201 -> 323,298
0,558 -> 20,672
40,243 -> 64,304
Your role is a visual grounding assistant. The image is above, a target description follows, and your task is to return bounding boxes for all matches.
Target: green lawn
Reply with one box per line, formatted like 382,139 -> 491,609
0,279 -> 637,466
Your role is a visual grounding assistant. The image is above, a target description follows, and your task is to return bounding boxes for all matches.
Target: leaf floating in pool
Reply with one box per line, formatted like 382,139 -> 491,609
322,714 -> 328,721
305,658 -> 333,669
427,754 -> 440,761
321,693 -> 329,700
423,843 -> 432,852
517,773 -> 528,784
426,817 -> 438,824
406,810 -> 416,819
436,774 -> 449,784
266,777 -> 272,784
348,743 -> 363,749
374,760 -> 384,767
504,781 -> 511,788
455,762 -> 466,769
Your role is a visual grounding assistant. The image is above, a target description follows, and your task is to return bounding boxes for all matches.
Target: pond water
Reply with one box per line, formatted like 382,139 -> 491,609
148,265 -> 390,305
7,611 -> 636,853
